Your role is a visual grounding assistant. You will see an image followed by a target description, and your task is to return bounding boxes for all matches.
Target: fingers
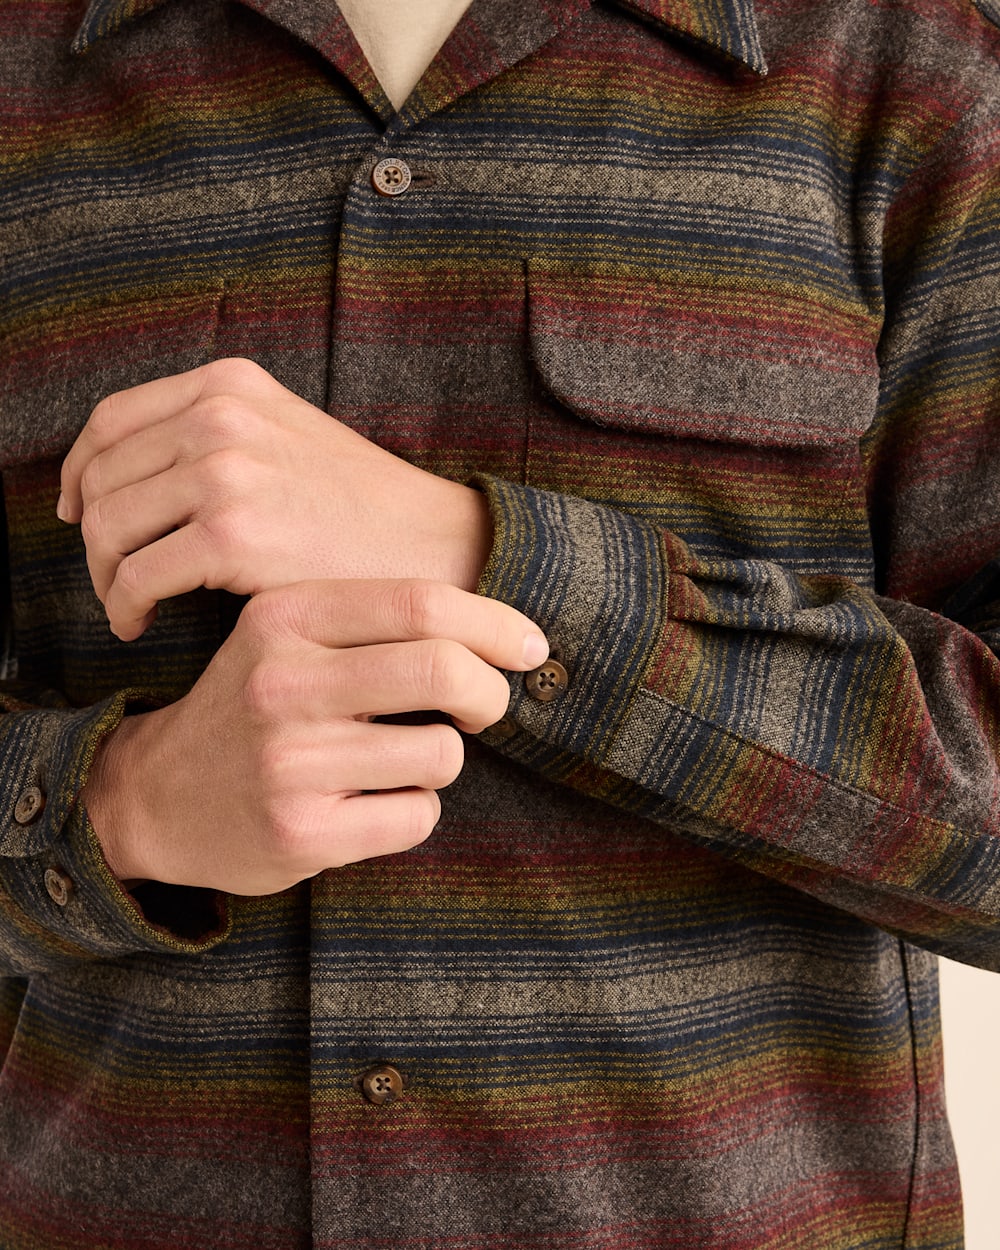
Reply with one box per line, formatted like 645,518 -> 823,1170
262,719 -> 466,795
81,465 -> 197,612
226,723 -> 459,892
101,524 -> 227,641
61,371 -> 204,520
314,789 -> 442,868
76,415 -> 187,510
227,788 -> 443,893
246,579 -> 549,673
103,558 -> 550,686
244,636 -> 513,733
60,358 -> 274,520
229,581 -> 542,736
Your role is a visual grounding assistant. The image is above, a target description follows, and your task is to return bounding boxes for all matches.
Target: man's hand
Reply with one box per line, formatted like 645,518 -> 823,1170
59,359 -> 493,640
83,580 -> 547,895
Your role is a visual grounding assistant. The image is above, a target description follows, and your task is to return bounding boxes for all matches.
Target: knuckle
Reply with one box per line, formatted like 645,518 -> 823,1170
79,456 -> 104,503
238,590 -> 270,633
114,552 -> 144,597
390,579 -> 450,639
79,498 -> 108,549
421,636 -> 465,702
255,737 -> 290,786
87,392 -> 121,441
243,659 -> 290,715
254,743 -> 306,823
208,356 -> 266,390
403,790 -> 440,845
239,586 -> 293,638
197,446 -> 246,493
191,393 -> 245,446
262,802 -> 310,862
200,506 -> 244,562
425,724 -> 465,789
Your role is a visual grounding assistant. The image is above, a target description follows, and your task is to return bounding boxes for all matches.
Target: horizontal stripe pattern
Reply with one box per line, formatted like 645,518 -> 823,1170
4,0 -> 1000,1244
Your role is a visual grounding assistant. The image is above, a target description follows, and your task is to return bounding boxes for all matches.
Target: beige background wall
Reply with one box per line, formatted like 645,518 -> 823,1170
939,957 -> 1000,1250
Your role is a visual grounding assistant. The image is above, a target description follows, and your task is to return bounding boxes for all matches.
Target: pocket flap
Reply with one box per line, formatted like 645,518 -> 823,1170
528,265 -> 880,448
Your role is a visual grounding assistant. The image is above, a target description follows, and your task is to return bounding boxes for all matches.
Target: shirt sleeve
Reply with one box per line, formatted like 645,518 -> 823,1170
474,98 -> 1000,972
0,685 -> 230,975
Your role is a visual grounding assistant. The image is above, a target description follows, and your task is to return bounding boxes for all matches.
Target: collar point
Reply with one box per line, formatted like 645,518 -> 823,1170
612,0 -> 768,77
70,0 -> 168,56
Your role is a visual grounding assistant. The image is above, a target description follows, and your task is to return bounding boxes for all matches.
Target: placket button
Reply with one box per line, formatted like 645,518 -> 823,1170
371,157 -> 412,197
361,1064 -> 404,1105
44,866 -> 74,906
524,660 -> 569,703
14,785 -> 45,824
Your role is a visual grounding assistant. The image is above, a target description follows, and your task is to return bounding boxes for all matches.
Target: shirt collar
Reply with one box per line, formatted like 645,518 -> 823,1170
72,0 -> 767,76
71,0 -> 165,54
612,0 -> 767,75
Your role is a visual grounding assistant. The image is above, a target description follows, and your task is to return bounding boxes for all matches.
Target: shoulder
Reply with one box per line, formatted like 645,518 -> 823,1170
757,0 -> 1000,66
755,0 -> 1000,136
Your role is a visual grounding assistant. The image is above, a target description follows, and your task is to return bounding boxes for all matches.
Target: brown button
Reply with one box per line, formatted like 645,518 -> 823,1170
43,866 -> 73,907
524,660 -> 569,703
485,716 -> 518,740
14,786 -> 45,825
361,1064 -> 404,1106
371,157 -> 412,197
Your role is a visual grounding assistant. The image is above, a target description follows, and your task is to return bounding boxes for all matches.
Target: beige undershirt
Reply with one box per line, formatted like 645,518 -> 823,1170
337,0 -> 476,108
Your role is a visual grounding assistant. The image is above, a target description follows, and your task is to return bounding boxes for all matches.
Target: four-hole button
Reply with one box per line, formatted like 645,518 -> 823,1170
371,158 -> 412,197
524,660 -> 569,703
361,1064 -> 404,1105
44,866 -> 73,907
14,785 -> 45,825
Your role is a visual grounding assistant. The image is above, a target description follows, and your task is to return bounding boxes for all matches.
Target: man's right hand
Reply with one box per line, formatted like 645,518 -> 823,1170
81,579 -> 547,896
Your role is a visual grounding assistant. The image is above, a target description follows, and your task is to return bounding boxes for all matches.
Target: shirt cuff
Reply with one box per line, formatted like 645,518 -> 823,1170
472,474 -> 666,761
0,694 -> 230,967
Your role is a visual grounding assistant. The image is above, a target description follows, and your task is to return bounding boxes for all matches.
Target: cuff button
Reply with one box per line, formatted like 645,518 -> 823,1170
14,786 -> 45,825
44,866 -> 74,907
524,660 -> 569,703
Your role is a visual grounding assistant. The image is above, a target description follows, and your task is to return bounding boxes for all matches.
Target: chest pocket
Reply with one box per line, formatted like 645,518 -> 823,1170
522,261 -> 881,575
525,260 -> 881,450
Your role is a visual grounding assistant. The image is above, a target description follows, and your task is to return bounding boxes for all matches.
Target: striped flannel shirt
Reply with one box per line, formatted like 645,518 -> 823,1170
3,0 -> 1000,1245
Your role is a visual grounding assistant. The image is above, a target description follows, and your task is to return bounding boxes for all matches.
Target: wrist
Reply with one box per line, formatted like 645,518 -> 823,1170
81,712 -> 155,885
428,479 -> 493,592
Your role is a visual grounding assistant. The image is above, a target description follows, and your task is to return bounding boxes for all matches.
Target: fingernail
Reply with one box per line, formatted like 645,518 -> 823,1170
56,493 -> 70,522
522,631 -> 549,668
